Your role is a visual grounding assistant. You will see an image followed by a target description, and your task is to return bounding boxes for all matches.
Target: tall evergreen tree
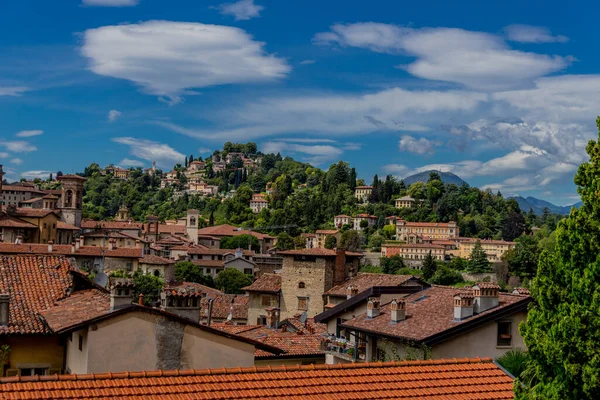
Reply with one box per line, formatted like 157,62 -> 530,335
349,167 -> 357,191
467,240 -> 491,272
184,156 -> 188,168
518,117 -> 600,399
189,154 -> 194,164
421,251 -> 437,280
209,211 -> 214,227
370,174 -> 380,202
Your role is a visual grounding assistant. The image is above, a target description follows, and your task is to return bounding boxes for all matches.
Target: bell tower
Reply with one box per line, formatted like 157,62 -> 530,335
58,174 -> 86,227
116,206 -> 130,221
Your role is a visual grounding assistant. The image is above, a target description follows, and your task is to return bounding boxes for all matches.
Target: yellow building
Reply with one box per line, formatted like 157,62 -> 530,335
396,219 -> 459,241
381,243 -> 446,260
315,230 -> 341,248
395,196 -> 416,209
354,186 -> 372,203
455,238 -> 516,262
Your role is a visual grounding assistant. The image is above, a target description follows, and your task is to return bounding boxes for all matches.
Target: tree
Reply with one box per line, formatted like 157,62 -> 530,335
496,349 -> 529,379
368,234 -> 384,252
359,219 -> 369,229
209,211 -> 214,226
349,168 -> 357,191
184,156 -> 189,168
467,240 -> 491,272
381,255 -> 406,274
340,230 -> 361,252
324,235 -> 337,249
220,234 -> 260,252
189,154 -> 194,165
449,257 -> 467,271
49,173 -> 53,181
421,251 -> 437,280
508,235 -> 541,278
132,270 -> 164,306
517,117 -> 600,399
214,269 -> 253,294
502,199 -> 526,241
174,261 -> 215,287
276,232 -> 294,250
382,224 -> 396,239
430,265 -> 464,285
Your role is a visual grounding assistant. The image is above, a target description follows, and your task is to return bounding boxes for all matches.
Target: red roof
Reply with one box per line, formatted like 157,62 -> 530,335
165,282 -> 222,297
81,220 -> 143,230
315,229 -> 339,235
324,273 -> 414,296
0,214 -> 37,229
197,224 -> 275,240
0,243 -> 142,258
40,288 -> 111,333
397,220 -> 456,227
139,254 -> 172,265
0,255 -> 73,335
0,358 -> 514,399
242,273 -> 281,293
201,294 -> 248,320
187,247 -> 254,256
56,221 -> 80,230
277,248 -> 363,257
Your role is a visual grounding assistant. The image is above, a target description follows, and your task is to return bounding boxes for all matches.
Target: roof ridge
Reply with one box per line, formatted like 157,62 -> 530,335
0,357 -> 495,383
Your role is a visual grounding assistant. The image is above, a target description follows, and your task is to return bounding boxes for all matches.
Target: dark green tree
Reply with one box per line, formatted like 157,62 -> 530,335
340,230 -> 361,252
132,271 -> 164,306
214,268 -> 253,294
421,251 -> 437,280
220,234 -> 260,252
467,240 -> 491,272
349,168 -> 357,191
381,255 -> 406,274
174,261 -> 215,287
189,154 -> 194,164
276,232 -> 295,250
508,235 -> 541,278
324,235 -> 337,249
184,156 -> 189,168
518,117 -> 600,399
430,265 -> 464,285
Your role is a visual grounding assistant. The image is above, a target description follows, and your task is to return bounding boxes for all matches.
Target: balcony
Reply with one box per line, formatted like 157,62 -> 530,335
321,337 -> 367,362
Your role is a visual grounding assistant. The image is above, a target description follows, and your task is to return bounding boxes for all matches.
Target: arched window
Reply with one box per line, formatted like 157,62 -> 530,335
298,282 -> 306,289
65,190 -> 73,207
153,269 -> 161,277
190,216 -> 196,226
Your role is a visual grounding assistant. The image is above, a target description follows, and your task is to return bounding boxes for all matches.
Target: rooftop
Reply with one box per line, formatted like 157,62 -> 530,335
0,358 -> 514,399
197,224 -> 275,240
242,273 -> 281,293
342,285 -> 531,344
277,248 -> 363,257
201,294 -> 248,320
324,273 -> 415,297
40,288 -> 111,333
81,220 -> 143,230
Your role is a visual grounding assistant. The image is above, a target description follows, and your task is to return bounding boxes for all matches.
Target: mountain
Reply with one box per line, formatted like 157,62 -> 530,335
510,196 -> 580,215
402,170 -> 469,187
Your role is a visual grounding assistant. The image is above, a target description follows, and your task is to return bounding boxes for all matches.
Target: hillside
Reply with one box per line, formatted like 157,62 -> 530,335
510,196 -> 579,215
403,170 -> 468,187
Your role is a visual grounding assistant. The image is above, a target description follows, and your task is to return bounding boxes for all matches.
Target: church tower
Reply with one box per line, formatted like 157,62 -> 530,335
58,174 -> 86,227
116,206 -> 130,221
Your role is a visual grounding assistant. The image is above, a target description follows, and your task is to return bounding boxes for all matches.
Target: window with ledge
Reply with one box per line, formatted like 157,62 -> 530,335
243,268 -> 253,275
297,296 -> 308,311
20,367 -> 48,377
261,295 -> 273,307
497,321 -> 512,346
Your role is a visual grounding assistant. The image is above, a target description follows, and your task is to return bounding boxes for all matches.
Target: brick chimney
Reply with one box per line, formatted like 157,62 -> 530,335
346,285 -> 359,299
390,298 -> 406,323
453,292 -> 474,321
160,288 -> 201,322
473,283 -> 500,314
265,306 -> 280,329
47,240 -> 53,253
109,278 -> 135,311
333,248 -> 346,285
0,293 -> 9,326
366,297 -> 380,319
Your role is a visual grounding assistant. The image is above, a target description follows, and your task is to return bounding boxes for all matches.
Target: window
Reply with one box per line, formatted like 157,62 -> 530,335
257,316 -> 267,325
243,268 -> 253,275
297,296 -> 308,311
20,368 -> 48,377
497,321 -> 512,346
261,295 -> 273,307
78,335 -> 84,351
298,282 -> 306,289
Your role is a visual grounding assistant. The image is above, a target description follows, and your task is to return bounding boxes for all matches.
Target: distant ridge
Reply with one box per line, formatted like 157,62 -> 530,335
509,196 -> 581,215
403,170 -> 469,187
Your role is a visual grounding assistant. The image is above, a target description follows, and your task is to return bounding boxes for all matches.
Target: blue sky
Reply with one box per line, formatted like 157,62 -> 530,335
1,0 -> 599,205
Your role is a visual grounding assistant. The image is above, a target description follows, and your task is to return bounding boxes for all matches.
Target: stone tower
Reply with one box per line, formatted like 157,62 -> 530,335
186,209 -> 199,244
116,205 -> 130,221
58,174 -> 86,228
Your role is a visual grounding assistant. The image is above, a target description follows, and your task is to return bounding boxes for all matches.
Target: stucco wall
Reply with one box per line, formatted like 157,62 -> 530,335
247,292 -> 279,326
180,325 -> 254,369
65,330 -> 88,374
6,336 -> 64,374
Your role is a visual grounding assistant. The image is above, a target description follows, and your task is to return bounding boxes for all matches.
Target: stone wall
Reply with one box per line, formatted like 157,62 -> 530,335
280,257 -> 330,320
460,272 -> 497,282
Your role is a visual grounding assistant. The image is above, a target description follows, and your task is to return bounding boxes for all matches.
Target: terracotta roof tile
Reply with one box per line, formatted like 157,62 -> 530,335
0,255 -> 73,335
342,285 -> 531,342
0,358 -> 514,399
197,224 -> 275,240
81,220 -> 143,230
139,254 -> 172,265
242,273 -> 281,293
40,289 -> 111,333
0,214 -> 38,229
165,282 -> 223,297
324,273 -> 414,296
201,294 -> 248,320
315,229 -> 339,235
277,248 -> 363,257
187,247 -> 254,256
0,243 -> 142,258
56,221 -> 80,230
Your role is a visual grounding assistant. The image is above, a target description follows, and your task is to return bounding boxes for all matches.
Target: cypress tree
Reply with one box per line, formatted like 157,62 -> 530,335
467,240 -> 490,272
421,251 -> 437,280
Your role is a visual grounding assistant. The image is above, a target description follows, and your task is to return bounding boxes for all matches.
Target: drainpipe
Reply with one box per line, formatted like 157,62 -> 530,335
207,298 -> 215,326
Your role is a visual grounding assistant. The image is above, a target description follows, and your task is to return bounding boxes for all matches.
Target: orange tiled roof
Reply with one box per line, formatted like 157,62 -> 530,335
197,224 -> 275,240
40,288 -> 111,333
0,255 -> 73,335
10,208 -> 59,218
315,229 -> 339,235
0,358 -> 513,399
277,248 -> 363,257
1,185 -> 45,193
165,281 -> 222,297
397,220 -> 456,227
342,285 -> 531,343
0,214 -> 37,229
201,294 -> 248,320
56,221 -> 80,230
81,220 -> 143,230
139,254 -> 172,265
187,247 -> 254,256
324,273 -> 414,296
0,243 -> 143,258
242,273 -> 281,293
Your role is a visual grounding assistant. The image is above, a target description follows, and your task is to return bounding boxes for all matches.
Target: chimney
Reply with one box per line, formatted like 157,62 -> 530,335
512,287 -> 530,296
390,298 -> 406,323
453,292 -> 474,321
136,240 -> 142,249
265,307 -> 280,329
346,285 -> 359,299
366,297 -> 381,319
47,240 -> 53,253
109,278 -> 135,311
473,283 -> 500,314
108,238 -> 116,251
75,238 -> 81,250
333,248 -> 346,286
0,293 -> 9,326
138,293 -> 144,306
71,241 -> 76,253
79,236 -> 85,248
160,289 -> 202,322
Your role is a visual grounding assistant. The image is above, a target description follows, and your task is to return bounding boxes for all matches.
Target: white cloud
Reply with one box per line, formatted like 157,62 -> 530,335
198,147 -> 211,154
82,0 -> 139,6
314,23 -> 571,90
398,135 -> 440,155
216,0 -> 264,21
10,158 -> 23,165
273,138 -> 337,144
504,25 -> 568,43
262,141 -> 344,165
118,158 -> 145,167
0,86 -> 29,96
0,152 -> 9,158
108,109 -> 122,122
15,130 -> 43,138
20,170 -> 54,180
0,141 -> 37,153
156,87 -> 486,140
81,21 -> 289,101
300,59 -> 316,65
112,137 -> 184,168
